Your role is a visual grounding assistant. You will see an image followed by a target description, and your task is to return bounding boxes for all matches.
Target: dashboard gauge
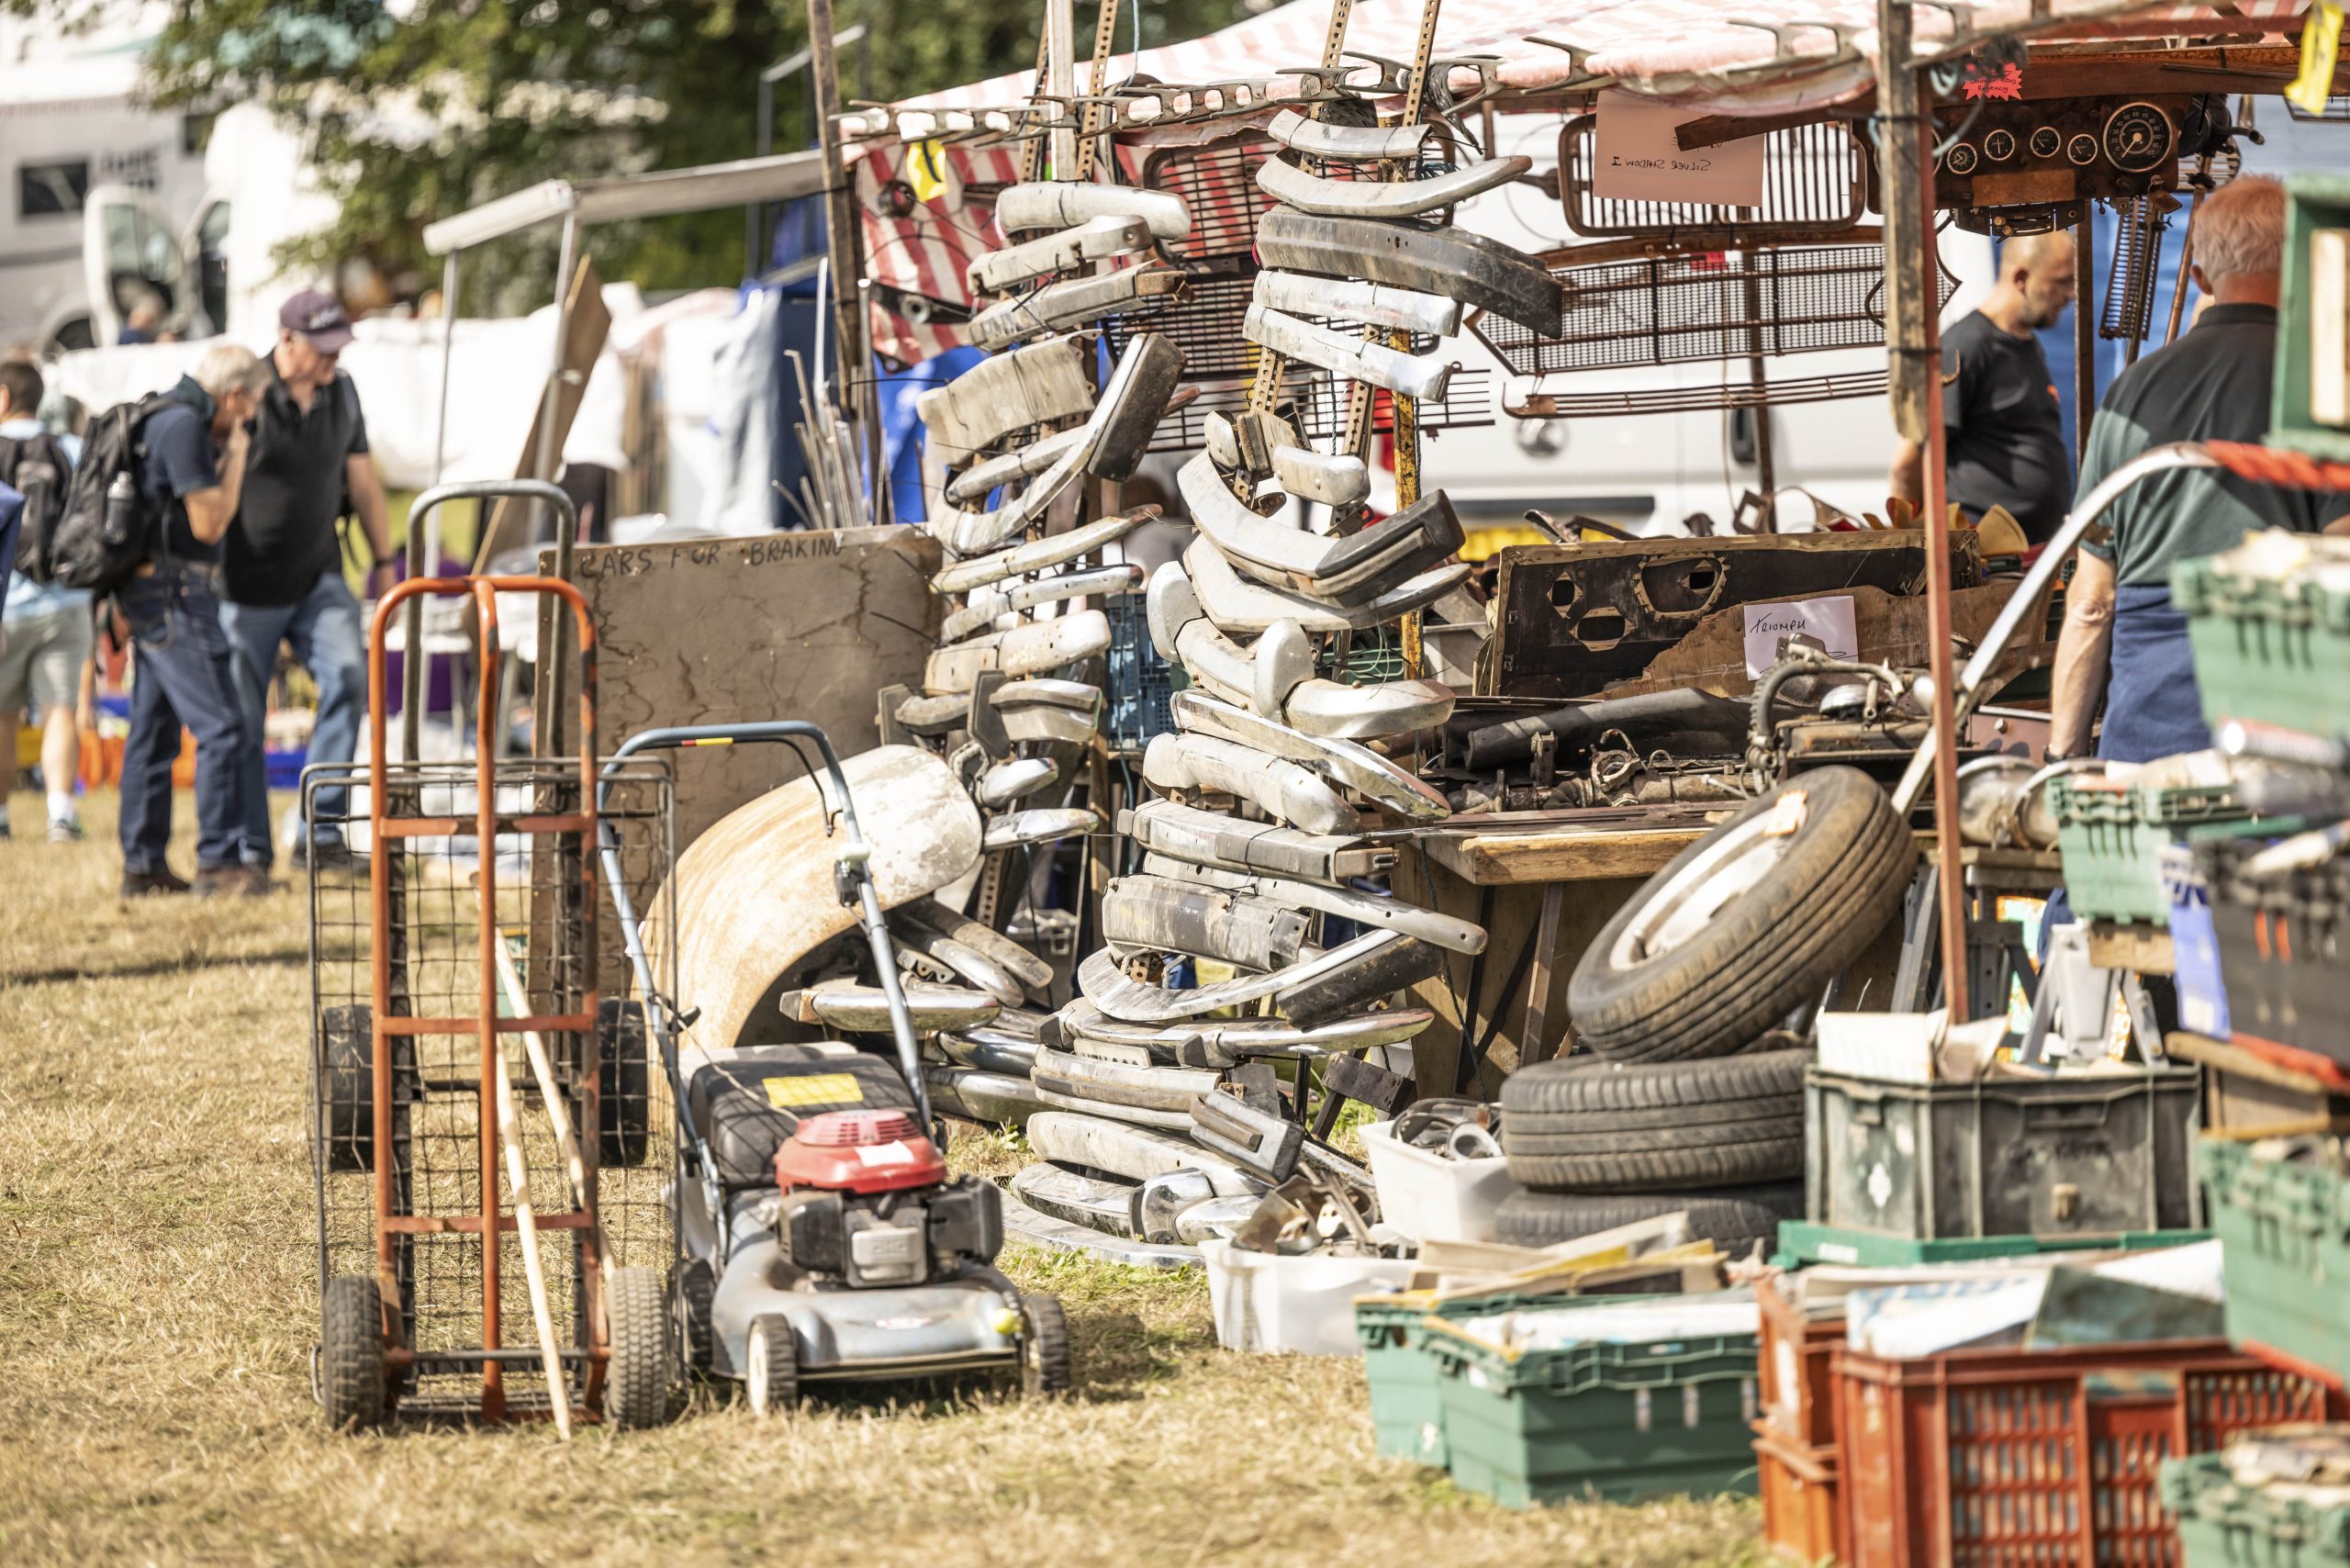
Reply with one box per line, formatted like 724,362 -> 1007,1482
1983,128 -> 2019,162
2102,102 -> 2174,172
2066,132 -> 2099,166
1944,141 -> 1981,174
2029,126 -> 2063,159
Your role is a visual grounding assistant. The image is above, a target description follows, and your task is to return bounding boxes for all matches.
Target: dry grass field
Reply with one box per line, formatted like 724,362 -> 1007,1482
0,794 -> 1765,1566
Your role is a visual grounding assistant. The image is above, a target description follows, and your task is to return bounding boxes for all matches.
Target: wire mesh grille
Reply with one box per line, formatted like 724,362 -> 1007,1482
1473,242 -> 1956,378
305,758 -> 675,1410
1562,116 -> 1866,240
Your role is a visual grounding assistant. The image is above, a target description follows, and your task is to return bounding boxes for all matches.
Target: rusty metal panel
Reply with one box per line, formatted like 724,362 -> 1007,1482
552,527 -> 942,852
1489,532 -> 1982,700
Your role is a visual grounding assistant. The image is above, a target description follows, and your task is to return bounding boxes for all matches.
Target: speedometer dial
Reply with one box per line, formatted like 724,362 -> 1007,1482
2101,103 -> 2174,172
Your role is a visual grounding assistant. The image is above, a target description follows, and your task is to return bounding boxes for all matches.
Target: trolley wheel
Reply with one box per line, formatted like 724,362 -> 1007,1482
318,1005 -> 408,1173
745,1314 -> 800,1417
320,1275 -> 388,1430
1020,1292 -> 1071,1400
604,1265 -> 672,1430
672,1259 -> 716,1376
593,1000 -> 652,1169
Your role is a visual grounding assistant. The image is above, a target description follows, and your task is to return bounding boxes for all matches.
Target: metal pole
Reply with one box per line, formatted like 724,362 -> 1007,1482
2074,215 -> 2097,461
750,75 -> 776,279
1877,0 -> 1967,1022
807,0 -> 878,515
409,251 -> 459,764
537,214 -> 580,758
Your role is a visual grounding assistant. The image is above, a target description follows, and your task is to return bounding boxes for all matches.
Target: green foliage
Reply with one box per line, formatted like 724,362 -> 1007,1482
21,0 -> 1248,309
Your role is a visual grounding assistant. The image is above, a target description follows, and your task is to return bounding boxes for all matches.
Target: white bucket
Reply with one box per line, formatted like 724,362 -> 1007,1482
1200,1238 -> 1415,1356
1359,1119 -> 1521,1244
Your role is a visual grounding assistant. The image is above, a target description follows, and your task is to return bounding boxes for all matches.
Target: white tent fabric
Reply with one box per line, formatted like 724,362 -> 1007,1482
900,0 -> 2313,116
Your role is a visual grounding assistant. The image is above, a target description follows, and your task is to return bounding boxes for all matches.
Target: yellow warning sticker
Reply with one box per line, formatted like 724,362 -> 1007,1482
764,1073 -> 864,1109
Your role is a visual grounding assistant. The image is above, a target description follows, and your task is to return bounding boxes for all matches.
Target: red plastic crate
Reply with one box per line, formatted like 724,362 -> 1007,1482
1833,1338 -> 2333,1566
1760,1272 -> 1842,1450
1755,1420 -> 1846,1565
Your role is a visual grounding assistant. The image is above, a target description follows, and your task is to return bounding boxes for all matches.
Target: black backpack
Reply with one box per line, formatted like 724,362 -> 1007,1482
49,390 -> 180,597
0,429 -> 72,582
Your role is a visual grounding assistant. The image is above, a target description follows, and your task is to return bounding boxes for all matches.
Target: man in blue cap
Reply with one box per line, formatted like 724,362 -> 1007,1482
218,288 -> 396,876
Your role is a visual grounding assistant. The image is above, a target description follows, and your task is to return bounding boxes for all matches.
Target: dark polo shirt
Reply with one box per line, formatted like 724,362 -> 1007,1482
2079,303 -> 2346,586
223,357 -> 370,606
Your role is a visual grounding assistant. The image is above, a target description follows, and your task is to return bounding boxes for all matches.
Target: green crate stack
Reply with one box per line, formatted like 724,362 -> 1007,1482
1360,1291 -> 1671,1470
1774,1221 -> 2210,1269
2176,553 -> 2350,739
2199,1138 -> 2350,1391
2165,1450 -> 2350,1568
1416,1316 -> 1761,1508
2270,172 -> 2350,465
2051,775 -> 2253,925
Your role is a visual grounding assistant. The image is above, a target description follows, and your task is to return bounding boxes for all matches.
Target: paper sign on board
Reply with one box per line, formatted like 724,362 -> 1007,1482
1741,595 -> 1859,677
1593,93 -> 1768,207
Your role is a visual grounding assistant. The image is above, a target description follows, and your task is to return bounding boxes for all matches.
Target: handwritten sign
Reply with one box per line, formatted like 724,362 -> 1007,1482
1741,596 -> 1859,677
1593,93 -> 1766,207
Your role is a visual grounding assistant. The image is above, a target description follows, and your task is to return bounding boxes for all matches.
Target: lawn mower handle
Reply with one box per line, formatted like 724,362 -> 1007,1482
598,723 -> 933,1130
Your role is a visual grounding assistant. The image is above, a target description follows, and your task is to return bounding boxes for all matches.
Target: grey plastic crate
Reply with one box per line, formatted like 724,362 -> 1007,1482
1804,1066 -> 2202,1244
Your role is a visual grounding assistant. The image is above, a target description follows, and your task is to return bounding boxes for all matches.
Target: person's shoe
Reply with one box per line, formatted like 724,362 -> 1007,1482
0,818 -> 11,841
193,865 -> 274,899
48,817 -> 84,844
121,867 -> 193,897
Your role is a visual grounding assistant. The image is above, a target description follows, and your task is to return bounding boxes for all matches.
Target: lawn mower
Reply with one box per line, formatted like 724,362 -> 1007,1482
598,722 -> 1070,1415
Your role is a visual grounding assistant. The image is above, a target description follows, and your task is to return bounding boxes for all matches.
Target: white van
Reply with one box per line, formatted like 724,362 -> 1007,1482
0,13 -> 330,351
1427,115 -> 1997,537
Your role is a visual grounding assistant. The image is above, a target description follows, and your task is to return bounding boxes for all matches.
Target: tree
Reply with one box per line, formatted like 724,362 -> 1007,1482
12,1 -> 1248,313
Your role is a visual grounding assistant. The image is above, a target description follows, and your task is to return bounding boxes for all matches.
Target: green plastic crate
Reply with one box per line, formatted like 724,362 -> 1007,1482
2271,171 -> 2350,465
2053,774 -> 2253,925
2176,552 -> 2350,740
1358,1292 -> 1561,1469
2165,1450 -> 2350,1568
1417,1314 -> 1761,1507
2200,1138 -> 2350,1391
1360,1289 -> 1690,1468
1774,1220 -> 2210,1269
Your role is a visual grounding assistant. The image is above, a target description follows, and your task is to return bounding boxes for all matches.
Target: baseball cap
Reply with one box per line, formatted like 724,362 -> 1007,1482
279,289 -> 354,353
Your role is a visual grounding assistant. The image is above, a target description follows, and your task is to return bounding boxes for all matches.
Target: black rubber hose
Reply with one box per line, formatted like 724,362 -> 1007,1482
1461,687 -> 1755,771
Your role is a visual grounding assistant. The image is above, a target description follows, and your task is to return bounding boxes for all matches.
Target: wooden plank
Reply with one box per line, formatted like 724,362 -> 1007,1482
476,253 -> 610,570
2087,922 -> 2176,976
2167,1031 -> 2343,1094
1423,825 -> 1702,886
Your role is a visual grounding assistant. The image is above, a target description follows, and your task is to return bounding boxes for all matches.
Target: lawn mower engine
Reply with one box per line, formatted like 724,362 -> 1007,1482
772,1110 -> 1004,1288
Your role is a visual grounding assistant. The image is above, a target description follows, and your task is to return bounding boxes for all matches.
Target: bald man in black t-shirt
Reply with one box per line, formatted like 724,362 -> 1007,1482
1890,231 -> 2078,544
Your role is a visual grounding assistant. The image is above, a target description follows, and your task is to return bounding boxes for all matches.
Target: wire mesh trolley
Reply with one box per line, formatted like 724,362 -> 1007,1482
308,572 -> 677,1428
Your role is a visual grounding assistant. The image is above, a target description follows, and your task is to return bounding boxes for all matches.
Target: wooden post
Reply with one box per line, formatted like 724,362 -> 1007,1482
808,0 -> 878,487
2074,216 -> 2097,459
1876,0 -> 1968,1022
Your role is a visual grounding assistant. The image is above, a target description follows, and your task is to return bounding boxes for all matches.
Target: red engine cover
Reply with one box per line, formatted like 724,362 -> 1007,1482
774,1109 -> 946,1194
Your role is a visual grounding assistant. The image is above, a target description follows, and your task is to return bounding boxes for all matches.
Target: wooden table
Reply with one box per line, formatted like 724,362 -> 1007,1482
1388,806 -> 1722,1098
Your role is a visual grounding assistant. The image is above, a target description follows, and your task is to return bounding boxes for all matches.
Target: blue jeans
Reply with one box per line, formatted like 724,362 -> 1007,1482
221,570 -> 366,866
119,568 -> 247,873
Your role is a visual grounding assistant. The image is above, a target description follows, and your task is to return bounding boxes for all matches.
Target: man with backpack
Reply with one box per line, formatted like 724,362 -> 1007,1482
218,290 -> 392,875
0,357 -> 91,843
105,343 -> 271,896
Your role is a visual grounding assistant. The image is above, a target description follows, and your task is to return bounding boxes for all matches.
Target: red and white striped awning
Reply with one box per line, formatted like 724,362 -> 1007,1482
857,0 -> 2315,362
